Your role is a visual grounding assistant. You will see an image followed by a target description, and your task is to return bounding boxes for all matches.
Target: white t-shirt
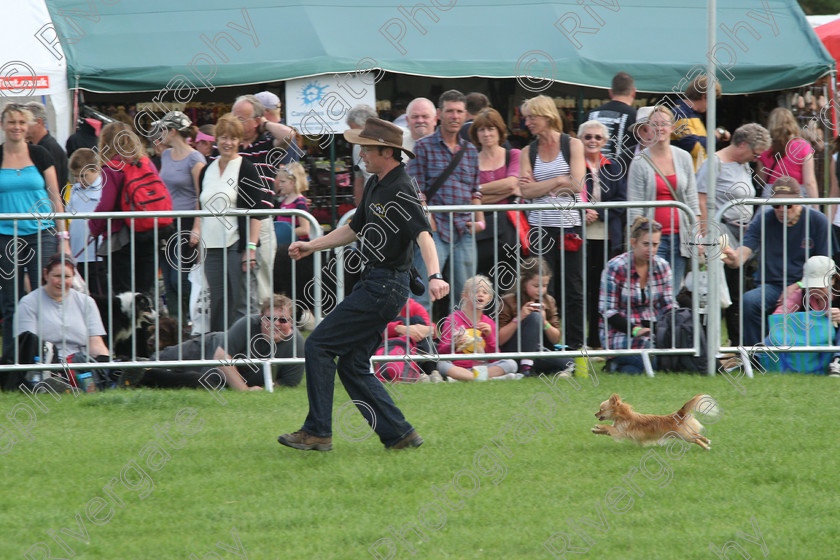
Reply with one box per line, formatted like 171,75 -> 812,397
16,287 -> 105,358
200,157 -> 243,249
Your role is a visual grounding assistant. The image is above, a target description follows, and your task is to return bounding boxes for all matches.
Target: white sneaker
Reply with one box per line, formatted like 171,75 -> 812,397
429,371 -> 444,383
43,341 -> 55,365
829,358 -> 840,377
417,373 -> 431,383
491,372 -> 522,380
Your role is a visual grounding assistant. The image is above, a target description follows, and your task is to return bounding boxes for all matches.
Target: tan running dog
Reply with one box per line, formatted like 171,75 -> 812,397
592,394 -> 716,450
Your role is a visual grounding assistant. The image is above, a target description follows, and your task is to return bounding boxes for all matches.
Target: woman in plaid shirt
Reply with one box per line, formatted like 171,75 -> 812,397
599,217 -> 675,373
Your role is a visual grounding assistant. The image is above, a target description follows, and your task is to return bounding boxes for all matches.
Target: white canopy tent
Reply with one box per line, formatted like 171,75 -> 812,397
0,0 -> 71,146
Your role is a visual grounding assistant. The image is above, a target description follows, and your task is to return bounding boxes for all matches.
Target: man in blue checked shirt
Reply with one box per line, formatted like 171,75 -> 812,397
408,89 -> 480,309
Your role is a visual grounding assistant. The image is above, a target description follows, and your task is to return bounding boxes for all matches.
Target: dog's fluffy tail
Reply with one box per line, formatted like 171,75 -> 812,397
678,394 -> 720,419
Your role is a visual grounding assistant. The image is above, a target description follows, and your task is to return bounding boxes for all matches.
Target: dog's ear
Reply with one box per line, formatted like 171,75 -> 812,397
609,394 -> 620,404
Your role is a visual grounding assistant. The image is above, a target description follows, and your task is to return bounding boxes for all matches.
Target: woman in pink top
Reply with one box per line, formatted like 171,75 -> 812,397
436,275 -> 519,381
757,108 -> 816,198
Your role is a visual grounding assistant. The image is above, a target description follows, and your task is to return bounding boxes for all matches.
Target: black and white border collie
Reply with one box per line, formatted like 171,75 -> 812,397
93,292 -> 158,358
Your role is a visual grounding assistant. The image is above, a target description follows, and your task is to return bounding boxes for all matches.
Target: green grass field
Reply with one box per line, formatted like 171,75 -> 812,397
0,372 -> 836,559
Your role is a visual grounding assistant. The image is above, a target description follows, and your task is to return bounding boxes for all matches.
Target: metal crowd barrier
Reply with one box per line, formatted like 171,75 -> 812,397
4,196 -> 750,387
336,201 -> 699,377
0,208 -> 322,393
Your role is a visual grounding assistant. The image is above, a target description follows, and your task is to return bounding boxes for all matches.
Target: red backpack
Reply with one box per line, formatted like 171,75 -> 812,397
106,157 -> 173,232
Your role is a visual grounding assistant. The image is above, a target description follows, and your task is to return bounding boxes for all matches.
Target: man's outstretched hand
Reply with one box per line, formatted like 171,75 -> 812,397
289,241 -> 313,260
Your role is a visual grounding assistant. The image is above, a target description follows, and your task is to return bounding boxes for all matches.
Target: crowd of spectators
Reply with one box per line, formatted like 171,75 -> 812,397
3,68 -> 840,390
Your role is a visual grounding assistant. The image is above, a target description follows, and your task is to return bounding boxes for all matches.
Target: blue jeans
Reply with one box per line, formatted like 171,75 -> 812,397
607,339 -> 656,374
301,268 -> 414,446
657,233 -> 686,294
413,230 -> 475,309
742,284 -> 783,347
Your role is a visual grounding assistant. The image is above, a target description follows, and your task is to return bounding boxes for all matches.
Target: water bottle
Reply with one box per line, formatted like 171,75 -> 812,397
26,357 -> 42,384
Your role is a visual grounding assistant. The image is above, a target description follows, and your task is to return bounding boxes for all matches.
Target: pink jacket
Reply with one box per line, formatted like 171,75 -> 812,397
438,309 -> 497,368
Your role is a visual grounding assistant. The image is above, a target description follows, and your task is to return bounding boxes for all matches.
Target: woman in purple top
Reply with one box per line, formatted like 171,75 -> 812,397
154,111 -> 206,320
470,108 -> 521,279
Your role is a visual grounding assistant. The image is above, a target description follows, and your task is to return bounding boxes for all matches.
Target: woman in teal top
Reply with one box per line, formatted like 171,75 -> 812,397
0,102 -> 69,362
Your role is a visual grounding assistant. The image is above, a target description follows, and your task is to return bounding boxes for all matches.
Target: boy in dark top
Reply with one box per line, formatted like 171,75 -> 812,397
279,118 -> 449,452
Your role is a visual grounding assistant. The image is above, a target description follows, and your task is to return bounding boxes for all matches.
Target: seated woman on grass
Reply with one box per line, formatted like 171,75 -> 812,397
436,275 -> 520,381
497,257 -> 573,377
599,217 -> 674,374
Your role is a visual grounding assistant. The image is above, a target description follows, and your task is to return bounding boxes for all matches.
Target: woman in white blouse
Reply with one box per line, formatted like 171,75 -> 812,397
190,114 -> 270,331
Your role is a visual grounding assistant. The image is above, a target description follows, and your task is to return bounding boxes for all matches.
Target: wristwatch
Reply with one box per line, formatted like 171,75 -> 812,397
428,273 -> 444,282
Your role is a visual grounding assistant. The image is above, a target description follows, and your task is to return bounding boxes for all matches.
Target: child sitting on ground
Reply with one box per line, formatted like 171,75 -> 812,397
497,257 -> 572,377
436,275 -> 520,381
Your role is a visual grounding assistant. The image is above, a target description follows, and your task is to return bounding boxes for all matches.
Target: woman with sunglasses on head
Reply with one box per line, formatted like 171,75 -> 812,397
599,217 -> 674,373
154,111 -> 206,322
519,95 -> 586,350
0,103 -> 70,363
627,106 -> 700,294
578,119 -> 627,350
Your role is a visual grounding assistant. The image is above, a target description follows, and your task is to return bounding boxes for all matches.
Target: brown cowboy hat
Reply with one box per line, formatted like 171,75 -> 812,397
343,117 -> 414,159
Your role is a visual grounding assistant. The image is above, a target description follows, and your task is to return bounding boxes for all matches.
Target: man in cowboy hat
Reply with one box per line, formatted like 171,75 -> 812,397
279,117 -> 449,452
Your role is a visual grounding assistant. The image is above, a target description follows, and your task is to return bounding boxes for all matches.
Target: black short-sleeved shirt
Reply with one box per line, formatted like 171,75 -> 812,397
38,133 -> 69,190
587,100 -> 637,174
349,163 -> 431,271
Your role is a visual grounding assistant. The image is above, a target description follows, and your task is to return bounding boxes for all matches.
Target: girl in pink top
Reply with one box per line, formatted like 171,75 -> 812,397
437,275 -> 519,381
275,162 -> 311,241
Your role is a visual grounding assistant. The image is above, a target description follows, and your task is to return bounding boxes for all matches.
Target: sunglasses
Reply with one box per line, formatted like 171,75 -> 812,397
277,165 -> 295,178
262,315 -> 290,324
633,220 -> 663,233
583,134 -> 604,141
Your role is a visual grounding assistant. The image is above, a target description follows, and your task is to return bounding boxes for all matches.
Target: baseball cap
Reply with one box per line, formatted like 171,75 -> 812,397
254,91 -> 280,109
770,178 -> 802,198
151,111 -> 192,132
